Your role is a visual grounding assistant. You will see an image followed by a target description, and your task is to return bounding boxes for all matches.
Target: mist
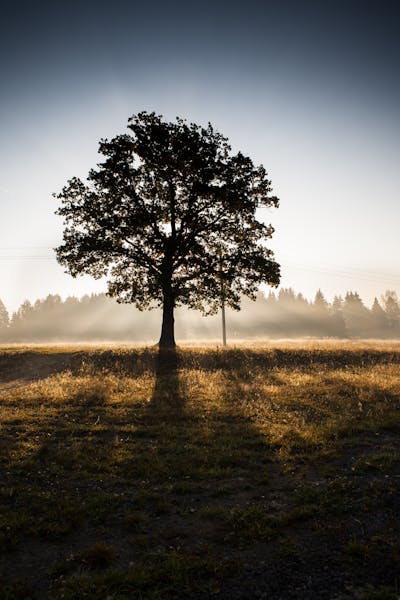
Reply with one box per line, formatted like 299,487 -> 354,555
1,288 -> 399,343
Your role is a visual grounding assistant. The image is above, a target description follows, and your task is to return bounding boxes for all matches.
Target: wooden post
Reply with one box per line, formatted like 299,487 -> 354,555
221,293 -> 227,346
219,249 -> 227,346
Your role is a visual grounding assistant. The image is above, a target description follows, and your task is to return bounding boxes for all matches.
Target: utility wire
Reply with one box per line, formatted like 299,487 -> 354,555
0,248 -> 399,286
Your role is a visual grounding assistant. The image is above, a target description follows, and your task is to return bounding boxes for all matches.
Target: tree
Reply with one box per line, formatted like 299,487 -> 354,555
371,297 -> 388,337
295,292 -> 309,308
55,112 -> 280,347
0,299 -> 9,340
9,300 -> 34,341
278,288 -> 296,306
381,290 -> 400,335
330,295 -> 347,338
312,289 -> 331,336
342,292 -> 370,337
313,289 -> 328,311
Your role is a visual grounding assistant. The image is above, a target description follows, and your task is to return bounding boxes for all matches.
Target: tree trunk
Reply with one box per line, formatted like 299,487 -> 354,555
158,292 -> 176,348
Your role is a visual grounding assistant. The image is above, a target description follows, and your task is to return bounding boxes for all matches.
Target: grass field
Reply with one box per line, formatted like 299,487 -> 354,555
0,342 -> 399,599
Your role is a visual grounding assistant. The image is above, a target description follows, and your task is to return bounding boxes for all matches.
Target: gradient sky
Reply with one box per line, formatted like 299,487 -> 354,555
1,0 -> 399,313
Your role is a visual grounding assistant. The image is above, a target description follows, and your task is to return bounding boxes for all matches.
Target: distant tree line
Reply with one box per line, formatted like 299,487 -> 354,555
0,289 -> 399,342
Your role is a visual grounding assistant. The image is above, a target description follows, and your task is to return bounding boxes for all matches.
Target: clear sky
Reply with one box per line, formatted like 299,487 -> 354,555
1,0 -> 399,313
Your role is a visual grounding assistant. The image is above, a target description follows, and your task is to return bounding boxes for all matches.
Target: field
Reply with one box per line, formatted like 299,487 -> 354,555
0,342 -> 399,600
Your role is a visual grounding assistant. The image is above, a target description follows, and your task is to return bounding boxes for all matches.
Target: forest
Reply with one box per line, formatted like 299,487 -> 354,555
1,288 -> 399,342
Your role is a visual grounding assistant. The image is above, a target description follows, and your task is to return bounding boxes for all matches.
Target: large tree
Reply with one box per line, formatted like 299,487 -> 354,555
55,112 -> 280,347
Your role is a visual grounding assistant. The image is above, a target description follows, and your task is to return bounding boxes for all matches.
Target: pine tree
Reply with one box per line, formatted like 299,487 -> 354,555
313,289 -> 328,311
342,292 -> 370,337
371,297 -> 388,337
0,299 -> 9,340
330,295 -> 347,338
381,290 -> 400,335
312,289 -> 331,336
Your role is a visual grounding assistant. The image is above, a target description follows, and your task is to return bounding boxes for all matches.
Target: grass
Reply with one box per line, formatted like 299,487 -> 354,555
0,341 -> 399,599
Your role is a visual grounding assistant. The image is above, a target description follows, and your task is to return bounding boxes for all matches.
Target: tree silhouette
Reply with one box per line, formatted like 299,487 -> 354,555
381,290 -> 400,335
55,112 -> 280,347
314,289 -> 328,311
331,295 -> 347,338
371,297 -> 388,337
0,299 -> 9,340
313,289 -> 331,336
342,292 -> 370,337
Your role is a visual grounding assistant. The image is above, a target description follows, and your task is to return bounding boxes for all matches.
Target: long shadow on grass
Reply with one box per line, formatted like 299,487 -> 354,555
129,349 -> 297,597
140,347 -> 283,517
181,347 -> 400,373
0,348 -> 156,386
150,347 -> 183,410
1,346 -> 399,387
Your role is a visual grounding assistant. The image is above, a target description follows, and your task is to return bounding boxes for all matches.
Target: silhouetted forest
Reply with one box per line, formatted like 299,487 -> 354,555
0,289 -> 399,342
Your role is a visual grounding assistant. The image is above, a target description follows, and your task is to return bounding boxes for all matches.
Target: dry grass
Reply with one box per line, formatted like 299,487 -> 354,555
0,342 -> 399,599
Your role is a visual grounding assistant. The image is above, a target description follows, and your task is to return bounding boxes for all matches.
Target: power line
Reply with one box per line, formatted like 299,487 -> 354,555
283,263 -> 400,286
0,250 -> 399,287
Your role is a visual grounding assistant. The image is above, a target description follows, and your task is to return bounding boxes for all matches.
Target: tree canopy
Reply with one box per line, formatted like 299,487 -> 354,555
55,112 -> 280,346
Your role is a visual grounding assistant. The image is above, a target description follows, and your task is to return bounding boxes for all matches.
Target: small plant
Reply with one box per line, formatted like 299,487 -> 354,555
221,504 -> 276,542
335,585 -> 399,600
77,541 -> 114,570
0,580 -> 35,600
343,540 -> 368,561
134,491 -> 172,515
125,511 -> 146,529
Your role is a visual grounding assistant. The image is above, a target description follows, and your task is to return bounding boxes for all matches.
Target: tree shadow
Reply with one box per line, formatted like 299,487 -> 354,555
179,347 -> 400,373
0,348 -> 156,386
150,347 -> 183,411
137,347 -> 283,499
1,346 -> 399,388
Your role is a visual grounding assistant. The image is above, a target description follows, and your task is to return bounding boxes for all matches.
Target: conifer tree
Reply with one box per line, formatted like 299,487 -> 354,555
331,295 -> 347,338
370,298 -> 388,337
381,290 -> 400,335
0,299 -> 9,340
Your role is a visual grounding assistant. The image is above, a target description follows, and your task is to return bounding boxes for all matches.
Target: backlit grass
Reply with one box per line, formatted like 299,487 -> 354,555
0,342 -> 399,599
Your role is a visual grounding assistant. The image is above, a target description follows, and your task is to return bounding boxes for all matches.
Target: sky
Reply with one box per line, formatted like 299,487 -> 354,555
1,0 -> 400,313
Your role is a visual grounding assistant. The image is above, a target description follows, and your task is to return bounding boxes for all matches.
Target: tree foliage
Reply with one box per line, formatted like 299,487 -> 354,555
55,112 -> 280,345
0,299 -> 9,333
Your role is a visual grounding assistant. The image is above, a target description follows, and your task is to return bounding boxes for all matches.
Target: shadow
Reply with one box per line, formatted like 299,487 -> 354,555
150,347 -> 182,410
1,345 -> 399,388
2,347 -> 400,599
148,348 -> 185,420
178,347 -> 400,374
0,348 -> 157,386
0,352 -> 84,385
138,347 -> 282,496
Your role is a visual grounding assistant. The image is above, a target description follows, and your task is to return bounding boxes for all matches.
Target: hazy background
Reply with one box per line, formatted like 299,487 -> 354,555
2,289 -> 399,342
1,0 -> 400,314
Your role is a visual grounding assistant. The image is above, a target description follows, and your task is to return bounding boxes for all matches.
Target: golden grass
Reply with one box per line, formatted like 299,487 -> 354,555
0,342 -> 399,599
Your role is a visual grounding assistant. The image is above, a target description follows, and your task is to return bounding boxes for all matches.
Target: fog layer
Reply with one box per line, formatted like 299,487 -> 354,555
1,288 -> 399,342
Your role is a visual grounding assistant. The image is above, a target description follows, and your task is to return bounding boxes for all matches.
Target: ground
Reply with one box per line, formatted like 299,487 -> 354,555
0,341 -> 399,599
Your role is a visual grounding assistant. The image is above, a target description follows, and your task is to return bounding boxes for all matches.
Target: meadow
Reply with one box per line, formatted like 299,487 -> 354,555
0,342 -> 399,599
